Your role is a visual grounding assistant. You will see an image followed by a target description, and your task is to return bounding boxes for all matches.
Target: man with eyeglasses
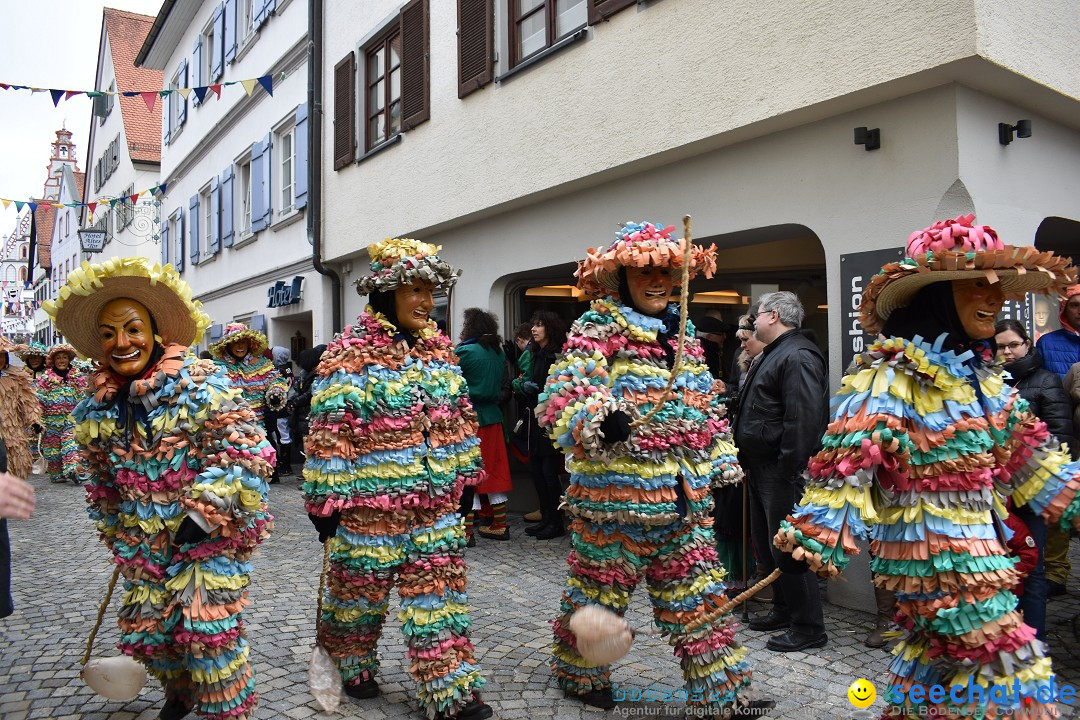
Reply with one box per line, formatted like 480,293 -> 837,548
732,290 -> 829,652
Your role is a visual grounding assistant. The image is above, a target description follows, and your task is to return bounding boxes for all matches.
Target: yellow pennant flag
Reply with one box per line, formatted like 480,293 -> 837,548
240,78 -> 258,96
177,88 -> 192,99
0,199 -> 9,210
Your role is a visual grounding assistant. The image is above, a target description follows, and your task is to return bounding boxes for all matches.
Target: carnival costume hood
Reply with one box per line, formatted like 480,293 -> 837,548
775,216 -> 1080,719
574,221 -> 717,297
209,323 -> 268,360
860,214 -> 1074,335
0,336 -> 40,478
354,237 -> 460,296
45,256 -> 272,720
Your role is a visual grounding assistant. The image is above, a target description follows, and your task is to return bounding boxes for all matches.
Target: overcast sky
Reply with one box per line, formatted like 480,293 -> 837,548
0,0 -> 164,241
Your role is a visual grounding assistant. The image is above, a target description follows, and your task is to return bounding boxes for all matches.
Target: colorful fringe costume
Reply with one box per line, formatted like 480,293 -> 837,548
35,346 -> 87,483
0,341 -> 41,478
775,216 -> 1080,719
73,347 -> 274,719
303,237 -> 487,719
210,324 -> 287,430
538,222 -> 752,711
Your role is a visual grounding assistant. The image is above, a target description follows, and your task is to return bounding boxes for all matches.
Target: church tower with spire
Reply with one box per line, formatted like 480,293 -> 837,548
41,128 -> 80,202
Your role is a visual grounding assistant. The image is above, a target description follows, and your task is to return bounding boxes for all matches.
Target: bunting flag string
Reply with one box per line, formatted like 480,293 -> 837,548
0,74 -> 279,109
0,183 -> 169,215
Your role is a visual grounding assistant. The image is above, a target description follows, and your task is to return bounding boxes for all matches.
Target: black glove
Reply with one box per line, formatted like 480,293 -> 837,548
521,380 -> 539,395
308,511 -> 341,543
174,516 -> 210,545
777,551 -> 808,575
31,423 -> 42,435
598,411 -> 632,444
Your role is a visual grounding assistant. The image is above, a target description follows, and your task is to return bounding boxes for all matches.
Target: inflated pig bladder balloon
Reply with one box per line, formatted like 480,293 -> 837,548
568,604 -> 634,665
81,655 -> 147,700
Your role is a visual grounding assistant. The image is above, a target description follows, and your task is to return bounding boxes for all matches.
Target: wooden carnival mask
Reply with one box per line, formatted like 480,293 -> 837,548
97,298 -> 155,377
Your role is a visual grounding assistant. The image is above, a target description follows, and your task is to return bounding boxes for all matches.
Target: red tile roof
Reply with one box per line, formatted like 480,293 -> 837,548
103,8 -> 163,164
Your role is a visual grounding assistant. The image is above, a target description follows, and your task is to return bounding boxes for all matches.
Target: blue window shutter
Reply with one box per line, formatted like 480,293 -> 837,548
175,209 -> 185,272
213,4 -> 225,80
250,139 -> 267,232
161,218 -> 170,265
221,165 -> 235,247
224,0 -> 237,63
254,0 -> 265,28
164,89 -> 172,145
192,37 -> 203,106
294,103 -> 308,210
265,0 -> 276,19
178,61 -> 188,125
261,131 -> 272,226
190,194 -> 201,265
210,177 -> 221,254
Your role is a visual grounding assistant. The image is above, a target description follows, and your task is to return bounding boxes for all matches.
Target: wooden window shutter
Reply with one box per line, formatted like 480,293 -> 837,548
588,0 -> 636,24
399,0 -> 430,131
333,52 -> 355,170
457,0 -> 492,99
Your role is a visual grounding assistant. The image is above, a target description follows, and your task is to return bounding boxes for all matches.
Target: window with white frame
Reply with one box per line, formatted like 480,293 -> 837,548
203,21 -> 216,83
279,125 -> 295,214
201,185 -> 213,256
241,0 -> 255,41
239,157 -> 253,235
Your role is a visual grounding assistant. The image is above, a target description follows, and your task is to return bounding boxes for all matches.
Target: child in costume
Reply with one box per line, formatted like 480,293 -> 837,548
537,221 -> 760,714
44,257 -> 274,720
774,215 -> 1080,718
0,338 -> 42,479
35,343 -> 87,483
302,238 -> 492,720
208,323 -> 288,433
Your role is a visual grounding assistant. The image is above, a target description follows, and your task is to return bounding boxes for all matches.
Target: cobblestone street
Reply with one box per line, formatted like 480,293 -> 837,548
2,475 -> 1078,720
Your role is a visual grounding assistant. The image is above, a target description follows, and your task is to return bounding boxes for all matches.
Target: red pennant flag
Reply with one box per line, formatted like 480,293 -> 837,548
129,193 -> 141,204
87,202 -> 98,214
64,90 -> 82,101
209,84 -> 222,99
141,92 -> 157,112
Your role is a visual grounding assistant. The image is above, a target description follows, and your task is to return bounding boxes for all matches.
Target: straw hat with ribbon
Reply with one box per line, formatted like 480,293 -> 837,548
354,237 -> 460,296
14,341 -> 48,362
209,322 -> 268,360
42,257 -> 210,358
860,214 -> 1076,336
574,221 -> 717,297
45,343 -> 78,368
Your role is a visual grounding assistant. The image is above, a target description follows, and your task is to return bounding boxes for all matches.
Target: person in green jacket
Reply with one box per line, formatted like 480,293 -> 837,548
456,308 -> 515,542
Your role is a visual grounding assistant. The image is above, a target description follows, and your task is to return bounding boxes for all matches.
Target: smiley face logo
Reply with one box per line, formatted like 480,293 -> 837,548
848,678 -> 876,708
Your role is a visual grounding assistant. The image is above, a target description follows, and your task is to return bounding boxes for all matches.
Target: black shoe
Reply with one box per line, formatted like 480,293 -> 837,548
1048,581 -> 1067,598
434,699 -> 494,720
534,524 -> 566,540
344,679 -> 380,699
765,630 -> 827,652
524,522 -> 550,536
466,534 -> 476,548
157,698 -> 195,720
567,688 -> 615,710
748,611 -> 789,632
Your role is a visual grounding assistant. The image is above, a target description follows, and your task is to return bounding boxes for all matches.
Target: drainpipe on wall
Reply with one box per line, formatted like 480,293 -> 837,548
308,0 -> 341,334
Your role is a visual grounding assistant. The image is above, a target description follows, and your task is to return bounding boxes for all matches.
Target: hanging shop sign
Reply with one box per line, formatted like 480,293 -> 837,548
267,276 -> 304,308
839,247 -> 904,371
78,228 -> 107,253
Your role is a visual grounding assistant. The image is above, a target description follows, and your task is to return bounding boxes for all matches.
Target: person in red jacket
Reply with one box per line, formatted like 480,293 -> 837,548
1004,501 -> 1039,599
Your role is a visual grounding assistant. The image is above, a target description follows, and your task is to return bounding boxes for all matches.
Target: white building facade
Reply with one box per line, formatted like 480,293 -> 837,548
137,0 -> 329,357
318,0 -> 1080,608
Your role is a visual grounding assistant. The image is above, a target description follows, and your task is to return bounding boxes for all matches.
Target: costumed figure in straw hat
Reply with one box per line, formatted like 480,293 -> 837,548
209,324 -> 288,432
302,238 -> 492,720
537,221 -> 761,714
35,342 -> 88,484
44,257 -> 274,720
0,337 -> 42,479
15,340 -> 49,380
773,215 -> 1080,719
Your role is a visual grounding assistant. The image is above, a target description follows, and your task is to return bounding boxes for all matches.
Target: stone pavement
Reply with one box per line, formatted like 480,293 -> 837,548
2,475 -> 1078,720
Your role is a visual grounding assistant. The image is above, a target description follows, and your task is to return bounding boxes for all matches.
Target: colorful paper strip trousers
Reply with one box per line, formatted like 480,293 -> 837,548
552,518 -> 751,709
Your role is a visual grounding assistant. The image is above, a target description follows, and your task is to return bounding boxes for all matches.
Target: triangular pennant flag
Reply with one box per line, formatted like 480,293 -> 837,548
87,202 -> 97,215
209,84 -> 222,99
64,90 -> 81,101
110,198 -> 121,207
49,89 -> 64,106
0,199 -> 9,210
129,192 -> 141,204
65,203 -> 79,208
122,91 -> 141,97
192,86 -> 209,103
27,202 -> 37,212
14,201 -> 24,212
52,203 -> 64,209
156,182 -> 168,196
141,92 -> 157,112
159,89 -> 171,97
240,78 -> 258,96
0,84 -> 8,90
86,91 -> 102,98
257,75 -> 273,97
177,87 -> 192,99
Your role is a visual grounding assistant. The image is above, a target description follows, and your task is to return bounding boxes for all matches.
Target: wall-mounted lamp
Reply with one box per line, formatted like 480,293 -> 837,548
854,126 -> 880,151
998,119 -> 1032,146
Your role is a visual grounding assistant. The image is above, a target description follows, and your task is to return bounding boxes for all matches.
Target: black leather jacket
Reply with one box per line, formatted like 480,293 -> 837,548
733,328 -> 828,481
1004,350 -> 1074,448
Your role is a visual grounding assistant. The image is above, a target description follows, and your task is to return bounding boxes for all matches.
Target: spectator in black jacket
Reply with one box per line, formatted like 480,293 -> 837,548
0,439 -> 37,619
994,318 -> 1071,637
733,291 -> 829,652
288,344 -> 327,451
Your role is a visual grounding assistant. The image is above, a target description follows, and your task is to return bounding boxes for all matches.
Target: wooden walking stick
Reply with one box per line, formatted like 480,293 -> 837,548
309,541 -> 343,712
80,565 -> 147,700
